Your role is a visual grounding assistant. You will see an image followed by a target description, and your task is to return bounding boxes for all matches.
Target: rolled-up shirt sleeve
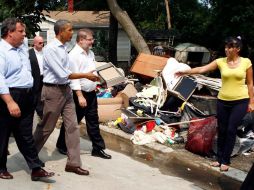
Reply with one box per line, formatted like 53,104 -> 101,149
69,55 -> 81,90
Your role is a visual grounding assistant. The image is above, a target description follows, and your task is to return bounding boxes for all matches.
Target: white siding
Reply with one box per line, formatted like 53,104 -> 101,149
36,20 -> 55,44
117,30 -> 131,62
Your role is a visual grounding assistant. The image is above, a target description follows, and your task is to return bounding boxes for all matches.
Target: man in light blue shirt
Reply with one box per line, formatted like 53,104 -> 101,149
33,19 -> 99,176
0,40 -> 33,93
0,17 -> 54,181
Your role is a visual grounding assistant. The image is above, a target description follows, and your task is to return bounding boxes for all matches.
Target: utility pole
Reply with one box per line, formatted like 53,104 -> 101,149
165,0 -> 172,29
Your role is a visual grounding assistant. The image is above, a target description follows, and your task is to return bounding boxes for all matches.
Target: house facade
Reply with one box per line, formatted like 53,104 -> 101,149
36,11 -> 131,62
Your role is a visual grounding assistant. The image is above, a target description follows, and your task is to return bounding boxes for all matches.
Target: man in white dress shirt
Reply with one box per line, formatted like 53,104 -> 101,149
56,28 -> 111,159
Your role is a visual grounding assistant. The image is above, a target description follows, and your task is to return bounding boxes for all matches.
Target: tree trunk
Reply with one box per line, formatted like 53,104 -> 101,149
108,12 -> 118,66
106,0 -> 151,54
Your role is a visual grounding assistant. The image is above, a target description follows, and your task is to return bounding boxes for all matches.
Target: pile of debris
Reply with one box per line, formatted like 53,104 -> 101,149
96,53 -> 254,157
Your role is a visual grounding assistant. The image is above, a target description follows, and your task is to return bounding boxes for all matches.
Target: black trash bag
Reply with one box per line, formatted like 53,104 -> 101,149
181,103 -> 211,121
180,103 -> 213,130
237,112 -> 254,138
159,112 -> 181,124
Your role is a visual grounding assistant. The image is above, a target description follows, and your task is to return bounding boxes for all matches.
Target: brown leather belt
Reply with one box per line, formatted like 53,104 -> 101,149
43,83 -> 70,87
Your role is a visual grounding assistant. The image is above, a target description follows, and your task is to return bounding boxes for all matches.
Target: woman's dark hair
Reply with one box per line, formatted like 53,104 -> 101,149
224,36 -> 243,50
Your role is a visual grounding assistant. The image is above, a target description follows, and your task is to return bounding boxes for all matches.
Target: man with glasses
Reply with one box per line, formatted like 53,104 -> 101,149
56,28 -> 111,159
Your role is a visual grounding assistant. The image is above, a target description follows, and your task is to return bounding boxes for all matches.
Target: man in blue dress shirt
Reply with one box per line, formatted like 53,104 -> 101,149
56,28 -> 112,159
33,19 -> 99,176
0,17 -> 54,181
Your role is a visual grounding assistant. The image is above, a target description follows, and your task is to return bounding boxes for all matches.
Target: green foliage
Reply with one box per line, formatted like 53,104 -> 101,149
92,30 -> 109,61
119,0 -> 167,30
170,0 -> 212,46
167,0 -> 254,60
207,0 -> 254,55
0,0 -> 64,37
1,0 -> 254,60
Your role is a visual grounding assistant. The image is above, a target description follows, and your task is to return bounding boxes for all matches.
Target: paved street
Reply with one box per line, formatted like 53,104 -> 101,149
2,128 -> 202,190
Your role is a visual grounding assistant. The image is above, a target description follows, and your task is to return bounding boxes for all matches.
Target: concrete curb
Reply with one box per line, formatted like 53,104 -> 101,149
98,124 -> 247,183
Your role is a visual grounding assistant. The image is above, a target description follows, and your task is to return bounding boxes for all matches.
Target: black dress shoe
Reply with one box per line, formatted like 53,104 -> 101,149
31,168 -> 55,181
0,171 -> 13,179
92,149 -> 112,159
65,165 -> 89,175
57,147 -> 67,155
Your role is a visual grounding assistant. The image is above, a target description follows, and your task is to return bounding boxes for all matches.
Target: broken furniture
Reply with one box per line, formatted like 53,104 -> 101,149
130,53 -> 168,78
95,61 -> 125,87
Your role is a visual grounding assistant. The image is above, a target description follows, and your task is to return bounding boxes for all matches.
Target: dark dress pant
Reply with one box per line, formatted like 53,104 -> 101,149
0,88 -> 44,172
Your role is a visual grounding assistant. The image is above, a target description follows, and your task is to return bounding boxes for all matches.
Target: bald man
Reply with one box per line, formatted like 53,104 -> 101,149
29,36 -> 44,119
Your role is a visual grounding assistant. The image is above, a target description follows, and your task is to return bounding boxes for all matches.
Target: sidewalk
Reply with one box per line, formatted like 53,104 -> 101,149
3,128 -> 204,190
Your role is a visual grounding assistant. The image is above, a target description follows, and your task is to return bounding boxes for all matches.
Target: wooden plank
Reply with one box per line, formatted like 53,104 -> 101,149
167,118 -> 205,126
130,53 -> 168,78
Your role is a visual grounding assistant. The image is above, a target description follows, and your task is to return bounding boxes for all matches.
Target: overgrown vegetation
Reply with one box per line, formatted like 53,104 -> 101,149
0,0 -> 254,61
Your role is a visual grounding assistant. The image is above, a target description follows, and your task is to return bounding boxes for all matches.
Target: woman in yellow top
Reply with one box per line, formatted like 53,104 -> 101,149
176,37 -> 254,172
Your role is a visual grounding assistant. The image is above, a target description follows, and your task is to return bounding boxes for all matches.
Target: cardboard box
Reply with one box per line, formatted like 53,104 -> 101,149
98,84 -> 138,122
95,62 -> 125,87
98,95 -> 124,122
130,53 -> 168,78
